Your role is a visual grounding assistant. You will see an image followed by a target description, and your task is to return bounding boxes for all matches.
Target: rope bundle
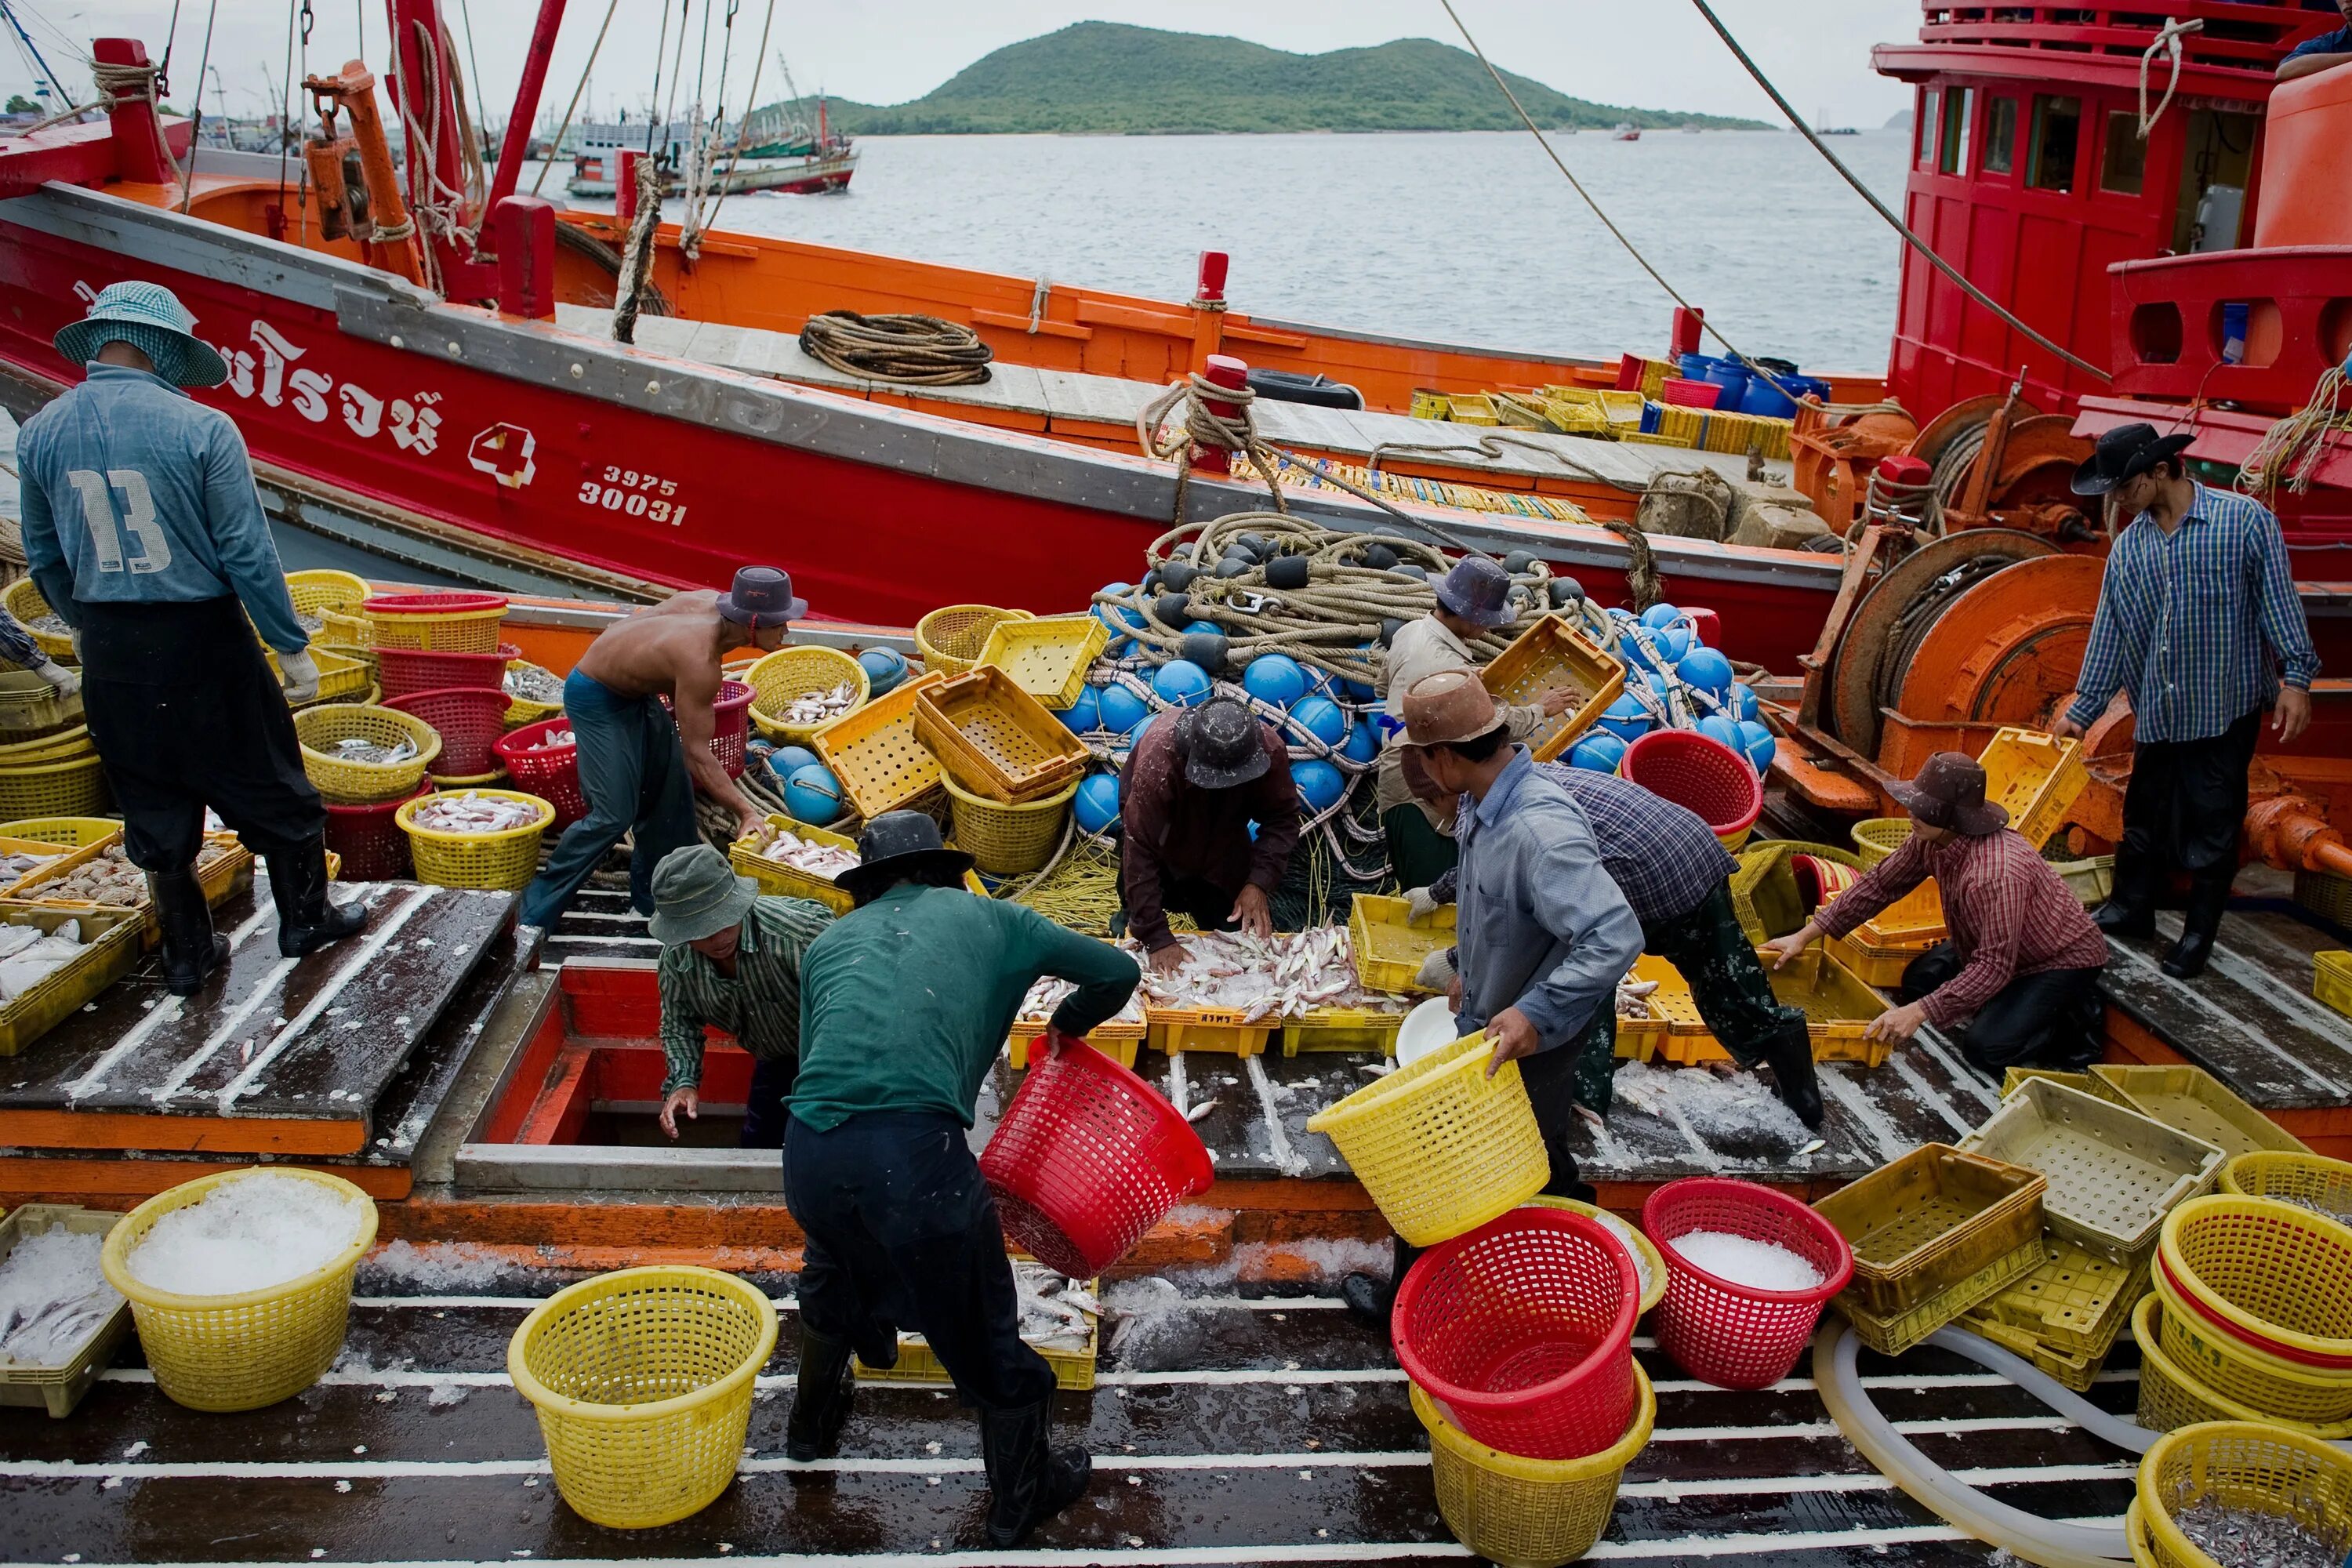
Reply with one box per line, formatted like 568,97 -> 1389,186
798,311 -> 993,386
2241,362 -> 2352,502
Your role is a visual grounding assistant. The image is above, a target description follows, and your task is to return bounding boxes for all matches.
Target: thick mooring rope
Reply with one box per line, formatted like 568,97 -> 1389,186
798,311 -> 994,385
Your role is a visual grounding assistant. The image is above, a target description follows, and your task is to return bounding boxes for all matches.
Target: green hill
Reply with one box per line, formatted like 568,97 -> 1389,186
801,23 -> 1766,136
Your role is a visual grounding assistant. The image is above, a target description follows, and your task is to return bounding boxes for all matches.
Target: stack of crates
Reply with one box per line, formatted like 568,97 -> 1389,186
1651,403 -> 1796,462
1962,1236 -> 2151,1391
1814,1145 -> 2049,1356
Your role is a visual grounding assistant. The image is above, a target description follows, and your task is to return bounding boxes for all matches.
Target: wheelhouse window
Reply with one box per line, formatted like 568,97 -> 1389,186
1983,97 -> 2016,175
1940,87 -> 1975,175
1919,89 -> 1940,167
2028,95 -> 2082,192
2100,110 -> 2147,194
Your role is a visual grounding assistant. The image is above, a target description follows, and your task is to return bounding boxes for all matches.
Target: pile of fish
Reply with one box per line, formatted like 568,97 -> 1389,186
295,611 -> 326,636
523,727 -> 575,751
503,662 -> 565,705
0,918 -> 90,1002
25,612 -> 72,638
771,679 -> 859,729
332,735 -> 419,767
0,1223 -> 121,1367
1015,973 -> 1147,1029
1011,1265 -> 1098,1352
0,847 -> 63,884
1133,927 -> 1402,1023
2170,1500 -> 2342,1568
410,793 -> 544,834
746,822 -> 860,882
26,840 -> 230,906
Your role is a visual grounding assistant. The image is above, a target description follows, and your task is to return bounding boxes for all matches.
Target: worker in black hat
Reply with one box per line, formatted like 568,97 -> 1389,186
2053,423 -> 2319,978
1116,694 -> 1302,975
783,811 -> 1138,1547
518,567 -> 802,931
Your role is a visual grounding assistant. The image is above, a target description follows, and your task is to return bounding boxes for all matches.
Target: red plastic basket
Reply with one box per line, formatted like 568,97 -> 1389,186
979,1038 -> 1215,1279
377,642 -> 521,701
1622,730 -> 1763,843
492,717 -> 588,829
384,687 -> 513,778
1660,377 -> 1723,409
1392,1208 -> 1640,1461
661,680 -> 756,779
1643,1178 -> 1854,1390
323,786 -> 429,880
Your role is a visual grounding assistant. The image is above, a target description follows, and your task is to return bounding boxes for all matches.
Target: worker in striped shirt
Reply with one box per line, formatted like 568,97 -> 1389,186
648,844 -> 833,1150
2053,423 -> 2320,979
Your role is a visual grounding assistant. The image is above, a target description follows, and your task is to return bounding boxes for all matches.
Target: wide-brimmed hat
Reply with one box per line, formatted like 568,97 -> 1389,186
1179,697 -> 1272,789
1432,556 -> 1515,630
717,565 -> 808,626
1886,751 -> 2009,837
1399,667 -> 1506,748
836,810 -> 974,903
2071,422 -> 2194,496
54,281 -> 230,390
648,843 -> 760,944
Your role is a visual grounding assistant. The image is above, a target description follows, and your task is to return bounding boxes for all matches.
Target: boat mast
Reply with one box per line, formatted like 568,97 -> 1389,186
486,0 -> 567,213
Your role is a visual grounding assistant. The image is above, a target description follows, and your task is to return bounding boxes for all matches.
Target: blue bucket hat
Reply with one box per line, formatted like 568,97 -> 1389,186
1432,555 -> 1516,630
54,281 -> 230,390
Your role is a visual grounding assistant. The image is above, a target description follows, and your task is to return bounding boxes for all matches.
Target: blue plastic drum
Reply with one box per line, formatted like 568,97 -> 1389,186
784,764 -> 846,826
1242,652 -> 1310,709
1293,759 -> 1345,815
1058,685 -> 1102,735
1074,773 -> 1122,835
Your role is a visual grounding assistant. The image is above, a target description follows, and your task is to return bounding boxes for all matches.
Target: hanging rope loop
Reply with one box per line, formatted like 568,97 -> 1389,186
2140,17 -> 2205,138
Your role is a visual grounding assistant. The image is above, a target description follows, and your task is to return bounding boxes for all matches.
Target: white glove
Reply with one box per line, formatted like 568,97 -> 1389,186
32,659 -> 79,699
278,648 -> 321,704
1404,884 -> 1442,924
1414,946 -> 1457,992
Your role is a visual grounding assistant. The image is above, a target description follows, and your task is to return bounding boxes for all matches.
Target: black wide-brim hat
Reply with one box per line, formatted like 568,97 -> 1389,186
836,808 -> 974,902
2071,422 -> 2195,496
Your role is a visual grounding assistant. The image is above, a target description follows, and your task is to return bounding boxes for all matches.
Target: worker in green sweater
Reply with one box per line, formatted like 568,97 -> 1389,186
783,811 -> 1140,1548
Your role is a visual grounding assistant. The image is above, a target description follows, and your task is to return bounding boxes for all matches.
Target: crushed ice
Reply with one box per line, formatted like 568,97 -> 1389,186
125,1173 -> 368,1296
1612,1060 -> 1814,1156
0,1224 -> 120,1365
1668,1229 -> 1824,1292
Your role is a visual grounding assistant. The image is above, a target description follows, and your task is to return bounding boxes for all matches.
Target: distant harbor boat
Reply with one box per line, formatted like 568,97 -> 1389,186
567,96 -> 855,199
1612,122 -> 1641,140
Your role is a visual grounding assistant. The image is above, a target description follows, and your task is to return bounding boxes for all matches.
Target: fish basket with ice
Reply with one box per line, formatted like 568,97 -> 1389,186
100,1167 -> 378,1412
1642,1177 -> 1854,1390
491,718 -> 587,828
1413,1367 -> 1655,1568
0,1203 -> 133,1418
296,703 -> 443,803
2134,1421 -> 2352,1568
1307,1033 -> 1552,1249
0,906 -> 145,1056
503,659 -> 566,727
2152,1195 -> 2352,1426
397,789 -> 555,891
1395,1207 -> 1640,1460
508,1265 -> 777,1530
856,1263 -> 1102,1391
746,646 -> 869,745
979,1036 -> 1214,1279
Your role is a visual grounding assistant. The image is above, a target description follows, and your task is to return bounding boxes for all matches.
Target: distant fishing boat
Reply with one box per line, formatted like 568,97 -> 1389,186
1612,122 -> 1641,140
565,112 -> 855,199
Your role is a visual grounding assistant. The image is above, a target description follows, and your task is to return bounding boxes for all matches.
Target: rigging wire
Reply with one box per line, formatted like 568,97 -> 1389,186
530,0 -> 621,198
455,0 -> 491,161
641,0 -> 672,158
177,0 -> 220,212
693,0 -> 777,239
274,0 -> 304,227
1684,0 -> 2110,382
158,0 -> 182,103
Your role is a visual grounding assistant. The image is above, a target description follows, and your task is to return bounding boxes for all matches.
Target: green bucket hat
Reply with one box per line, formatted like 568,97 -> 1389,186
647,844 -> 758,945
54,281 -> 230,390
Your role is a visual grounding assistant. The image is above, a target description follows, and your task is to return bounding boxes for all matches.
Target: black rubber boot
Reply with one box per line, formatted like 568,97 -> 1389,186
2092,848 -> 2158,938
1341,1235 -> 1418,1331
1757,1024 -> 1825,1130
151,867 -> 229,996
267,834 -> 367,959
2161,869 -> 2234,980
979,1396 -> 1091,1548
851,1312 -> 898,1373
784,1327 -> 856,1462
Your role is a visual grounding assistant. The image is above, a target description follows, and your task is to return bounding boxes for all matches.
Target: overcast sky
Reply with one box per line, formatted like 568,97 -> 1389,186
3,2 -> 1922,129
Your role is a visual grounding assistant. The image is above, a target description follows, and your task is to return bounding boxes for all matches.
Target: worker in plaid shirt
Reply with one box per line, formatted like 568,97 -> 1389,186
2053,423 -> 2319,979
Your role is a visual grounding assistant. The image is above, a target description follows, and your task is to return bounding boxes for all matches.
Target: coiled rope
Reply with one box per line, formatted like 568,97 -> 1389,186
798,311 -> 994,385
2241,360 -> 2352,502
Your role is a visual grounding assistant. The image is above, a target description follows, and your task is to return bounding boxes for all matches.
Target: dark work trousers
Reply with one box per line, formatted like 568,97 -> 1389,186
738,1053 -> 797,1150
782,1109 -> 1055,1413
2111,709 -> 2262,911
77,597 -> 325,872
1642,881 -> 1813,1076
518,668 -> 699,927
1897,943 -> 2103,1073
1381,803 -> 1459,893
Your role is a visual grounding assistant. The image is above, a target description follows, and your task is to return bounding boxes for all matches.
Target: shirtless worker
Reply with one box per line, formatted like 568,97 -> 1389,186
517,567 -> 797,931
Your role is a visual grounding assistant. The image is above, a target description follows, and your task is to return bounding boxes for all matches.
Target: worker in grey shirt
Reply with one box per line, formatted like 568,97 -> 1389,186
1344,667 -> 1642,1327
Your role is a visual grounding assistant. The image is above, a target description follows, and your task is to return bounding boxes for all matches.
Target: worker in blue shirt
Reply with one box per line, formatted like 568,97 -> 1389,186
2278,1 -> 2351,80
16,284 -> 364,993
2055,423 -> 2320,979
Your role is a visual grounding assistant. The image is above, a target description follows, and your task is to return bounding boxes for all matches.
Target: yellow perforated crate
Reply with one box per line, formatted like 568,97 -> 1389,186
1650,946 -> 1893,1066
1007,1021 -> 1144,1071
1834,1234 -> 2045,1357
2318,950 -> 2350,1021
1280,1006 -> 1407,1057
2088,1064 -> 2310,1158
1958,1079 -> 2225,1264
1965,1233 -> 2149,1360
0,905 -> 143,1057
1145,1004 -> 1272,1057
1479,613 -> 1627,764
1349,893 -> 1457,996
811,671 -> 946,821
1813,1144 -> 2046,1317
0,1203 -> 134,1418
855,1278 -> 1098,1391
913,667 -> 1089,804
731,814 -> 987,916
975,615 -> 1109,710
1976,728 -> 2086,850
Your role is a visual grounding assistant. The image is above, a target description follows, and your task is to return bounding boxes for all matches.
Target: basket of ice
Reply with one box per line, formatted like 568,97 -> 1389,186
100,1167 -> 378,1411
0,1204 -> 132,1417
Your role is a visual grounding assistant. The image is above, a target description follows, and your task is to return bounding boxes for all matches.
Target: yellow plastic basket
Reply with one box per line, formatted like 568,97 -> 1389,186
0,816 -> 122,849
0,753 -> 109,819
1412,1364 -> 1656,1568
397,790 -> 553,891
916,604 -> 1032,677
1851,817 -> 1909,867
1977,727 -> 2087,850
811,671 -> 946,821
2,579 -> 74,661
0,668 -> 82,741
99,1167 -> 378,1412
745,645 -> 869,744
509,1266 -> 778,1530
0,723 -> 94,768
2133,1297 -> 2352,1441
1305,1032 -> 1550,1248
942,771 -> 1074,876
975,615 -> 1109,710
2219,1151 -> 2352,1224
2151,1196 -> 2352,1423
295,703 -> 443,804
2135,1421 -> 2352,1568
503,661 -> 564,728
362,593 -> 508,653
284,569 -> 371,647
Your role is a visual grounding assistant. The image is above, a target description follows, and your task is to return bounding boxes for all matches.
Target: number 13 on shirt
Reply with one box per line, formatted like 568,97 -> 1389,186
64,468 -> 173,575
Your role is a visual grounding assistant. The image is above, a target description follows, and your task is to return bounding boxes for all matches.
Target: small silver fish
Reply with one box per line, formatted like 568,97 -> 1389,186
1184,1099 -> 1218,1123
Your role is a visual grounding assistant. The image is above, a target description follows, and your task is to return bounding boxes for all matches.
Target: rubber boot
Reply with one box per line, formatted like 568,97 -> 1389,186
979,1396 -> 1091,1548
784,1327 -> 857,1462
2092,846 -> 2158,938
1341,1236 -> 1420,1330
2161,868 -> 2234,980
851,1312 -> 898,1373
1757,1023 -> 1825,1131
267,834 -> 368,959
151,867 -> 228,996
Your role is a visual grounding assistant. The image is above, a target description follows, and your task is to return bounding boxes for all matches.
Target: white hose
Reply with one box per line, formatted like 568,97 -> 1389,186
1922,1326 -> 2155,1454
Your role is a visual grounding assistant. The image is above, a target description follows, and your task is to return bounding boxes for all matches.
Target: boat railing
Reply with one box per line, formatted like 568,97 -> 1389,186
1915,1 -> 2336,71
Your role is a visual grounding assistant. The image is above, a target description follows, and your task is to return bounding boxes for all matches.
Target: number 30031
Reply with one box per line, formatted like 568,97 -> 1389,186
579,467 -> 686,524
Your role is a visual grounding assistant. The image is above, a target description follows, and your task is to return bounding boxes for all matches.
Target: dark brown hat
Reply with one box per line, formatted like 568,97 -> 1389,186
1886,752 -> 2009,837
1179,698 -> 1272,789
2071,422 -> 2194,496
1399,668 -> 1505,748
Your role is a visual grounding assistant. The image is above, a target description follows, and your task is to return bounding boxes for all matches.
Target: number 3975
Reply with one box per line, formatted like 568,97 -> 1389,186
579,466 -> 687,525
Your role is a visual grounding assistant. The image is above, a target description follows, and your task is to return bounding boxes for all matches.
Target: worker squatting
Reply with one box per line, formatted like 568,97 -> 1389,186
9,284 -> 2320,1545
